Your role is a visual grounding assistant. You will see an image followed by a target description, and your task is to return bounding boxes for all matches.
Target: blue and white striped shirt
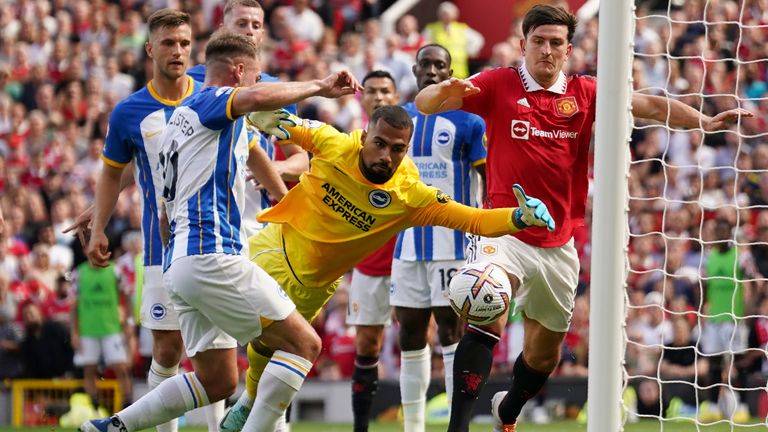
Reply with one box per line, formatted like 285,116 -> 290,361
162,86 -> 252,269
394,102 -> 487,261
101,77 -> 202,266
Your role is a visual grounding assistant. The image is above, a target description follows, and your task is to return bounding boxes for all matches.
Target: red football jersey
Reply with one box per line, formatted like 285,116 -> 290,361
463,66 -> 597,248
354,236 -> 397,277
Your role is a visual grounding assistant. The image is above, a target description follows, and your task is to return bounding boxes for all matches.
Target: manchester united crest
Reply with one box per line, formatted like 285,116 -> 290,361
554,96 -> 578,118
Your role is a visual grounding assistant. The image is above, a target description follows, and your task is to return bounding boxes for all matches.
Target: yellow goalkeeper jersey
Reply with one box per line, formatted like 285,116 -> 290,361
257,119 -> 519,288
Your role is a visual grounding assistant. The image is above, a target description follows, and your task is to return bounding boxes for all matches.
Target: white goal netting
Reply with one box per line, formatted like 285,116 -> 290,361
623,0 -> 768,428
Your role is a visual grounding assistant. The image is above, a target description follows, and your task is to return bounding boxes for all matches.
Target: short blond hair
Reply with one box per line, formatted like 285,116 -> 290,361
223,0 -> 263,17
147,8 -> 191,34
205,29 -> 260,66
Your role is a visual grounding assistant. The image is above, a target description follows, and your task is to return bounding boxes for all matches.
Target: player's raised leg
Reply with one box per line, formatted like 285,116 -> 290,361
447,315 -> 508,431
493,317 -> 564,430
241,310 -> 321,431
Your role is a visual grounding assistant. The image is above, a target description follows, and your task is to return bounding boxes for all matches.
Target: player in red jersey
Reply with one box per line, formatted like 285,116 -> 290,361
415,5 -> 752,432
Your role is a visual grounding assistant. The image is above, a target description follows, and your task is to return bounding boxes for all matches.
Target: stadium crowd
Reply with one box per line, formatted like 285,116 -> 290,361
0,0 -> 766,420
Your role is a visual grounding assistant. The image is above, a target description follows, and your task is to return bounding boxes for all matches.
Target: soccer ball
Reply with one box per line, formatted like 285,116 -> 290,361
448,262 -> 512,325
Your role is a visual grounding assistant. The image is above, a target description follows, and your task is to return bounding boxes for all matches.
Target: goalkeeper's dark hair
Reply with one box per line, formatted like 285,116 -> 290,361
370,105 -> 413,133
223,0 -> 263,18
415,43 -> 452,66
205,29 -> 260,67
522,4 -> 578,42
147,9 -> 191,34
362,70 -> 397,89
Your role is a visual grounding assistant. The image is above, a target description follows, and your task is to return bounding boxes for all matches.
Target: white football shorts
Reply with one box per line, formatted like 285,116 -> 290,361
390,259 -> 465,309
466,235 -> 579,333
73,333 -> 128,367
700,321 -> 748,355
346,269 -> 392,326
164,253 -> 296,357
140,265 -> 181,331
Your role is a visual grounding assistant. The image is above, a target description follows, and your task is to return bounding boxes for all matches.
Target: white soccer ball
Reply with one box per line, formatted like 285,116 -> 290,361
448,262 -> 512,325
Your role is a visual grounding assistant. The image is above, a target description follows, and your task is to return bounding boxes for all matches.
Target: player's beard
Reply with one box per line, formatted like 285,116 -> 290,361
362,162 -> 393,184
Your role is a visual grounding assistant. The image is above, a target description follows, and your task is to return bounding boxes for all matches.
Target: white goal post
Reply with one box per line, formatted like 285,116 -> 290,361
589,0 -> 768,431
587,0 -> 633,430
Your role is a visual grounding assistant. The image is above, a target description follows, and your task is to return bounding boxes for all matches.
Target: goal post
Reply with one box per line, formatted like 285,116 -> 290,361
587,0 -> 634,431
590,0 -> 768,431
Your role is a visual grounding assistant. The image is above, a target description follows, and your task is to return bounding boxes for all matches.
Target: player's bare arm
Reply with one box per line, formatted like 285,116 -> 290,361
273,143 -> 309,181
415,77 -> 480,114
64,161 -> 135,247
230,70 -> 363,118
631,93 -> 753,131
159,201 -> 170,247
247,143 -> 289,200
86,163 -> 124,267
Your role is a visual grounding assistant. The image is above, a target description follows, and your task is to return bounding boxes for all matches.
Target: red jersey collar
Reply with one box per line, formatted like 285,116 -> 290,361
519,63 -> 567,94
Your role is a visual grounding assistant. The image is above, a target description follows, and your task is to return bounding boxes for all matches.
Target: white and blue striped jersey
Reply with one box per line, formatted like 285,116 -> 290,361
394,102 -> 487,261
188,64 -> 297,235
101,76 -> 201,267
161,86 -> 253,270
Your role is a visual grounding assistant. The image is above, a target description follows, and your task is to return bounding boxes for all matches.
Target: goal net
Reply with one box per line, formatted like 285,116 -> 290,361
620,0 -> 768,429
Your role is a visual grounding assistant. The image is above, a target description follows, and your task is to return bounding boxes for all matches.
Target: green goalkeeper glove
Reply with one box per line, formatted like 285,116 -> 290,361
245,109 -> 296,141
512,183 -> 556,232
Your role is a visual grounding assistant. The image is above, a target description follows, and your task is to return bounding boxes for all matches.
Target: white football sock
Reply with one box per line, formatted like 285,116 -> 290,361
442,343 -> 458,404
400,346 -> 430,432
204,399 -> 225,431
242,351 -> 312,432
147,359 -> 179,432
236,389 -> 255,409
119,372 -> 209,431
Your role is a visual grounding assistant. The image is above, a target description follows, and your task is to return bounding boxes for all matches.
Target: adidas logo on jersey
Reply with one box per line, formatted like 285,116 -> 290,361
510,120 -> 579,140
517,98 -> 530,108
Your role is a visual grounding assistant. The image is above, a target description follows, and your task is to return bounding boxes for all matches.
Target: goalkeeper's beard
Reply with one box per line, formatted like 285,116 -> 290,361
362,162 -> 393,184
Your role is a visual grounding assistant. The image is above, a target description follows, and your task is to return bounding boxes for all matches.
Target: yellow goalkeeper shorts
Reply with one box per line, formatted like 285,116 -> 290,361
248,223 -> 340,323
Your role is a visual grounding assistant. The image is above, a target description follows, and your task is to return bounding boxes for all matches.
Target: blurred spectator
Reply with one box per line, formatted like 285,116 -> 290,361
423,1 -> 484,78
19,300 -> 73,378
0,294 -> 22,379
487,41 -> 519,69
280,0 -> 324,45
396,14 -> 426,57
701,219 -> 750,356
71,260 -> 132,409
660,317 -> 709,380
40,274 -> 73,325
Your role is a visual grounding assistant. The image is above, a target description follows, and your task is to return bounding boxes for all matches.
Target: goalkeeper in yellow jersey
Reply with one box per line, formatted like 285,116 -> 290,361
219,104 -> 556,431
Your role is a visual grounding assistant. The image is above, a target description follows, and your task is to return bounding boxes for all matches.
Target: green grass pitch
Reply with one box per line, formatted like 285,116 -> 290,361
1,420 -> 765,431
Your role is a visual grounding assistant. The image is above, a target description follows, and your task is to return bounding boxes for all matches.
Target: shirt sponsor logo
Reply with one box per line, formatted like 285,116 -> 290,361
554,96 -> 579,117
321,182 -> 376,231
511,119 -> 579,140
151,303 -> 167,320
368,189 -> 391,208
435,129 -> 453,146
511,120 -> 530,140
416,161 -> 448,179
